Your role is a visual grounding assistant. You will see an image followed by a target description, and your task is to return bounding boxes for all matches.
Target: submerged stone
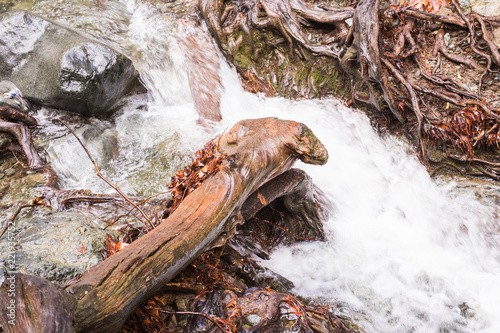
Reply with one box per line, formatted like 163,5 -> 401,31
47,123 -> 119,171
0,10 -> 138,116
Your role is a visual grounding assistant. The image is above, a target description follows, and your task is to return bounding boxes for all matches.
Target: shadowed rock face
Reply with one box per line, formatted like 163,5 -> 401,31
0,10 -> 138,116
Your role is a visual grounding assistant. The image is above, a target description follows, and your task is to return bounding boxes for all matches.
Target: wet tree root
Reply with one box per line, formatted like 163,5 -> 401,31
433,29 -> 480,70
0,106 -> 59,188
0,119 -> 43,169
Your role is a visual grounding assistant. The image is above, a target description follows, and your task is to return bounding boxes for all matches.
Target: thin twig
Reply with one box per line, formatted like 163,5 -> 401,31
108,191 -> 170,227
404,7 -> 466,28
57,118 -> 154,230
1,201 -> 44,239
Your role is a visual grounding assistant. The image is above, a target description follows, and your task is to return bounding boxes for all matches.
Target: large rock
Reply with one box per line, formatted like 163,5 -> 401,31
0,10 -> 138,116
0,156 -> 102,284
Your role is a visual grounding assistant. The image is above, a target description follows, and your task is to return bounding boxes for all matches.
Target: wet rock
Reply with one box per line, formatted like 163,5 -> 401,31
0,10 -> 138,117
458,0 -> 472,12
0,155 -> 121,284
458,0 -> 500,16
0,2 -> 15,14
233,169 -> 328,262
187,288 -> 350,333
0,134 -> 8,149
0,157 -> 46,206
0,210 -> 115,283
470,0 -> 500,16
188,291 -> 225,332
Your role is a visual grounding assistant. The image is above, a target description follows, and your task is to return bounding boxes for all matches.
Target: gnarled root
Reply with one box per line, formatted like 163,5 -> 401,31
200,0 -> 351,59
0,119 -> 43,169
199,0 -> 500,180
432,29 -> 480,70
341,0 -> 405,123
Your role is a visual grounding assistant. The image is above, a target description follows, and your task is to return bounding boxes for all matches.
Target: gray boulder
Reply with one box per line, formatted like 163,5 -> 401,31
0,10 -> 138,116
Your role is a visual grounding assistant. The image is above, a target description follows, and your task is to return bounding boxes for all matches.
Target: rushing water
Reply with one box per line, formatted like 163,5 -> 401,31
9,0 -> 500,331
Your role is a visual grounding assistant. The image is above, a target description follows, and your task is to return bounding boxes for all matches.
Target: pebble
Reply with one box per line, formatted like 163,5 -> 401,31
444,33 -> 451,47
246,314 -> 261,326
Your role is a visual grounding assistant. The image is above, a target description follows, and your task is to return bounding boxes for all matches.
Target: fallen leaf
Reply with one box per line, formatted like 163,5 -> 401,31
257,191 -> 267,206
77,244 -> 87,253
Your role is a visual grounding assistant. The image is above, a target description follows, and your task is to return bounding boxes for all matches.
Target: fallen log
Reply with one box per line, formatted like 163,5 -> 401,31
0,117 -> 328,333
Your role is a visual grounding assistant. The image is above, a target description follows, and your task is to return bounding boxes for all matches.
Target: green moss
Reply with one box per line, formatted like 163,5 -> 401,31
225,25 -> 348,99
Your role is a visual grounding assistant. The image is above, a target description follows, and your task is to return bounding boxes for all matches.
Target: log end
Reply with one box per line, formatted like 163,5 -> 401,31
0,273 -> 75,333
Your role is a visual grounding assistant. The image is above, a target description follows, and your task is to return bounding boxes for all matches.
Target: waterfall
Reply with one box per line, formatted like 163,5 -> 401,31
17,0 -> 500,331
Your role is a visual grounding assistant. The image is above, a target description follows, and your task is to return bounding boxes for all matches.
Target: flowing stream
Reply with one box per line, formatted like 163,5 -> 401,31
9,0 -> 500,332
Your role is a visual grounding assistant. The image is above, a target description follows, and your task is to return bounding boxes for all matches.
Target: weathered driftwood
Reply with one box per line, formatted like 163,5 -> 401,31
0,117 -> 328,333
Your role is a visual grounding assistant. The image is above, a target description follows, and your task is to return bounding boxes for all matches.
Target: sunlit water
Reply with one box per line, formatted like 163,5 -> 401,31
11,0 -> 500,331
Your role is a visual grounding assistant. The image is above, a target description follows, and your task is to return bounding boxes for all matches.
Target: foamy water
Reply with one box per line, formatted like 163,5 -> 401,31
24,1 -> 500,331
216,66 -> 500,332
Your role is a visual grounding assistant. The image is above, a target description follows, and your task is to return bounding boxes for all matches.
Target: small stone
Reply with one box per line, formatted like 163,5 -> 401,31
246,314 -> 261,326
468,84 -> 478,93
444,33 -> 451,47
5,168 -> 16,176
175,298 -> 190,312
391,17 -> 400,28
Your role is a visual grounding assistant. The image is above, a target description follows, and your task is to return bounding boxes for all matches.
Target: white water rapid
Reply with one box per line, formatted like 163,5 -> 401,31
18,1 -> 500,332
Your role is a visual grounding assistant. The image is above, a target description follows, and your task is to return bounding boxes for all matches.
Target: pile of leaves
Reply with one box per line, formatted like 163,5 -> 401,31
426,106 -> 500,155
121,250 -> 236,333
163,137 -> 227,219
101,234 -> 130,260
408,0 -> 446,13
